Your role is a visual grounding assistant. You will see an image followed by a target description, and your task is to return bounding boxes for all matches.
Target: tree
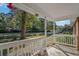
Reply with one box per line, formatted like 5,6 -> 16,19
47,21 -> 53,31
20,11 -> 27,39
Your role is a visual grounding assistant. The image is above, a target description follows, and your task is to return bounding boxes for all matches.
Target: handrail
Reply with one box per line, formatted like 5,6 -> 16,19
0,34 -> 76,56
52,34 -> 76,47
0,36 -> 47,56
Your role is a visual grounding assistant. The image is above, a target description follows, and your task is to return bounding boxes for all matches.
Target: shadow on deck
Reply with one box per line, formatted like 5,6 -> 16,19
51,44 -> 79,56
34,44 -> 79,56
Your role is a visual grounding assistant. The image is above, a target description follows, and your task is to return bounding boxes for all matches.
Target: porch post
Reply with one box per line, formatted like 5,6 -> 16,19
75,17 -> 79,50
20,11 -> 27,39
45,17 -> 47,37
73,24 -> 76,45
53,21 -> 56,43
73,25 -> 75,36
53,21 -> 56,35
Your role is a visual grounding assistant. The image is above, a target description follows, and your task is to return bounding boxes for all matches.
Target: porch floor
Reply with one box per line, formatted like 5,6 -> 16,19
52,44 -> 79,56
46,47 -> 66,56
34,44 -> 79,56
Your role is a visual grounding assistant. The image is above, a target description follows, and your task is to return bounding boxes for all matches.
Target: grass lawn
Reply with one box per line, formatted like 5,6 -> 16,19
0,33 -> 45,43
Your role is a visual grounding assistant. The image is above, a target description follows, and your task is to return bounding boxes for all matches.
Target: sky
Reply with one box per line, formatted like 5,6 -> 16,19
55,20 -> 70,26
0,3 -> 10,14
0,3 -> 70,26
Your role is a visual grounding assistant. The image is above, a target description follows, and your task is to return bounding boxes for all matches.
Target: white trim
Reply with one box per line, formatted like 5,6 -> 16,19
45,18 -> 47,37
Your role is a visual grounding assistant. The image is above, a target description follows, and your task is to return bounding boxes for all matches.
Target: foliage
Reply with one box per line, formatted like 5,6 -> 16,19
0,7 -> 45,33
47,21 -> 53,31
55,24 -> 72,34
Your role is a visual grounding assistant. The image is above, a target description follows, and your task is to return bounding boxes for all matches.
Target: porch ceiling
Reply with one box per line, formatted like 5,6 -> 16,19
14,3 -> 79,21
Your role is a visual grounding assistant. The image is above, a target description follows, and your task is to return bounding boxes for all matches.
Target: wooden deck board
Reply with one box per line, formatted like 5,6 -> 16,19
46,47 -> 66,56
52,44 -> 79,56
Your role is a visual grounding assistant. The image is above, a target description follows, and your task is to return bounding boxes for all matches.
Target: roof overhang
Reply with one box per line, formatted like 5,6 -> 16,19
13,3 -> 79,22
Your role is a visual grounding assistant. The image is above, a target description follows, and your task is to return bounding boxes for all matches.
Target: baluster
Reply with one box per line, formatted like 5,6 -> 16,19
3,49 -> 8,56
68,36 -> 69,44
33,40 -> 35,54
67,36 -> 68,44
26,41 -> 29,56
22,44 -> 25,56
20,44 -> 24,56
44,38 -> 46,47
70,36 -> 71,45
37,39 -> 39,51
26,45 -> 29,56
35,40 -> 37,52
35,40 -> 37,53
9,47 -> 13,56
30,42 -> 32,56
66,36 -> 68,44
28,44 -> 30,56
46,39 -> 47,47
67,36 -> 69,44
25,44 -> 27,56
33,40 -> 36,55
61,36 -> 64,44
73,36 -> 74,45
55,36 -> 57,43
64,36 -> 66,44
45,39 -> 47,47
14,46 -> 17,56
65,36 -> 67,44
0,50 -> 1,56
61,36 -> 62,44
7,48 -> 9,56
1,50 -> 3,56
31,41 -> 34,55
69,36 -> 71,45
56,36 -> 58,43
71,36 -> 73,45
41,39 -> 43,49
20,45 -> 22,56
37,40 -> 39,51
72,36 -> 73,45
58,36 -> 60,44
33,40 -> 36,53
39,39 -> 41,49
66,36 -> 67,44
73,36 -> 76,45
68,36 -> 71,45
74,36 -> 76,46
18,45 -> 21,56
36,40 -> 38,52
63,36 -> 65,44
13,47 -> 15,56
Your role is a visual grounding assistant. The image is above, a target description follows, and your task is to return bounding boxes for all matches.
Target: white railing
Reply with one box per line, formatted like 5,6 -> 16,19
52,34 -> 76,47
0,34 -> 76,56
0,36 -> 47,56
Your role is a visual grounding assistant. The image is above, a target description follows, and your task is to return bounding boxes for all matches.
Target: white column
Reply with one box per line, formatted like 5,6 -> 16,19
53,21 -> 55,35
45,18 -> 47,37
53,21 -> 56,43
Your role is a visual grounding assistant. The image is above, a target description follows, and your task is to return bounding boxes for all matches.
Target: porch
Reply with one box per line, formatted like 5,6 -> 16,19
0,3 -> 79,56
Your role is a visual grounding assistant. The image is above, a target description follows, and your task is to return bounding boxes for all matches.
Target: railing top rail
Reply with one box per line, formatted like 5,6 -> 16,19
53,34 -> 74,37
0,37 -> 46,49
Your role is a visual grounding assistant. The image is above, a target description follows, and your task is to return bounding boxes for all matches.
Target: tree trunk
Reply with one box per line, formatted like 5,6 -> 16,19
20,11 -> 26,39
